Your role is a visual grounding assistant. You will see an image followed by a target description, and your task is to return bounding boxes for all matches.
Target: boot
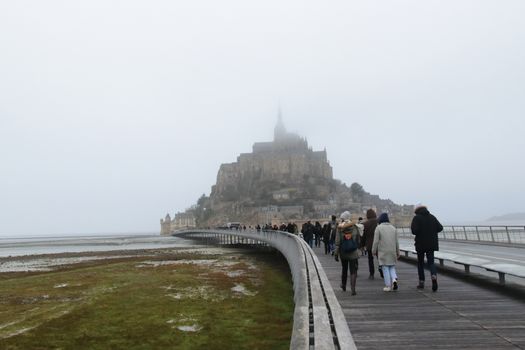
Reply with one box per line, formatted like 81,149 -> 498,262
417,280 -> 424,289
341,275 -> 347,291
431,275 -> 438,292
350,273 -> 357,296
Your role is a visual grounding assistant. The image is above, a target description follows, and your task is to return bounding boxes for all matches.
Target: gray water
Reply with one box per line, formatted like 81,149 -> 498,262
0,234 -> 193,258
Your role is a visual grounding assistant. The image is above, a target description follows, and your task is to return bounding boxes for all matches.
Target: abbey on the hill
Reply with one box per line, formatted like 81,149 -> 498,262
212,113 -> 333,204
161,115 -> 413,234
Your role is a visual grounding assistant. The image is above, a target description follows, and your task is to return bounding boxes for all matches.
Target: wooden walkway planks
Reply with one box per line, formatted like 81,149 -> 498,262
312,245 -> 525,350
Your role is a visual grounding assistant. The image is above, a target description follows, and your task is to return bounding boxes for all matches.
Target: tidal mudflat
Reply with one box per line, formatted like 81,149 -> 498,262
0,247 -> 294,349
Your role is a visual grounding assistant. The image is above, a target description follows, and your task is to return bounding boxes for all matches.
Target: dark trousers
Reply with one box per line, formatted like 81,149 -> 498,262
367,249 -> 375,276
341,258 -> 358,285
417,250 -> 437,281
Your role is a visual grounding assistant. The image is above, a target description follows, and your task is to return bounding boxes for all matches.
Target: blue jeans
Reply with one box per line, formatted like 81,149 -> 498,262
382,265 -> 398,287
417,250 -> 437,281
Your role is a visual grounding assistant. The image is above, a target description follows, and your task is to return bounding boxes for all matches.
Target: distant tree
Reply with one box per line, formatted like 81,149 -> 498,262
350,182 -> 365,201
193,194 -> 212,226
197,194 -> 207,206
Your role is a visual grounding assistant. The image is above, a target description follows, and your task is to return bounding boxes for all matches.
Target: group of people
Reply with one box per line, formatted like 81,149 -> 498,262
300,221 -> 334,249
227,205 -> 443,296
331,205 -> 443,295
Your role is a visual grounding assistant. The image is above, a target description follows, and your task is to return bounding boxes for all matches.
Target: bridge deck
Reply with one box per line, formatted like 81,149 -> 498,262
312,245 -> 525,350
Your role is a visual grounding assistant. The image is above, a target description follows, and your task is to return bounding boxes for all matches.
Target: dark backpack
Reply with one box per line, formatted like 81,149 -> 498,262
341,232 -> 358,253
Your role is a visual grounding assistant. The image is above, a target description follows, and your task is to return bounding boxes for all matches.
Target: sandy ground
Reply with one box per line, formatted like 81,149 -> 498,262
0,246 -> 242,273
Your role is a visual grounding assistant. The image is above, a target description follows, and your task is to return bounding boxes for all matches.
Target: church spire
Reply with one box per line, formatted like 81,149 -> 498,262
274,104 -> 286,141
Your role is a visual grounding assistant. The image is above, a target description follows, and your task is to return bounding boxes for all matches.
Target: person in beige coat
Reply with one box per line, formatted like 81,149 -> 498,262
372,213 -> 400,292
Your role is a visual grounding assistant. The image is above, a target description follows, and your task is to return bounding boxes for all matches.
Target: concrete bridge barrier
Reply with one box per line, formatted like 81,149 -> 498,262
174,229 -> 356,350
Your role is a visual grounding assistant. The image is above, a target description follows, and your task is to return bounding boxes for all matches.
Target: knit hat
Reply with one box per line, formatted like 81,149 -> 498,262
377,212 -> 390,224
340,211 -> 351,221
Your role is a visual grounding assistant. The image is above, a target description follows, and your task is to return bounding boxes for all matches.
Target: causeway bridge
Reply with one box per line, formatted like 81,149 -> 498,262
173,227 -> 525,349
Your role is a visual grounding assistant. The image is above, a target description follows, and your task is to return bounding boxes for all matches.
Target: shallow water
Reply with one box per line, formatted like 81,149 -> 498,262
0,235 -> 193,258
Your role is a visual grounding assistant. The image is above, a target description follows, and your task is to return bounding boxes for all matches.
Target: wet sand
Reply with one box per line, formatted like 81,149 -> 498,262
0,246 -> 250,274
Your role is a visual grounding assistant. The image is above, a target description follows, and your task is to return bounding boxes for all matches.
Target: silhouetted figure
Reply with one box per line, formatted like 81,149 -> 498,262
411,205 -> 443,291
329,215 -> 337,254
302,221 -> 314,248
314,221 -> 322,247
322,223 -> 331,254
362,209 -> 379,279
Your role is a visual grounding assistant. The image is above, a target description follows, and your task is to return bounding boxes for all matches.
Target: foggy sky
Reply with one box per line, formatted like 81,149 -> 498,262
1,1 -> 524,236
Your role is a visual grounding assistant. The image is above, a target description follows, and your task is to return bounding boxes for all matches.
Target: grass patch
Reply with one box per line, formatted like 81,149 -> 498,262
0,249 -> 293,349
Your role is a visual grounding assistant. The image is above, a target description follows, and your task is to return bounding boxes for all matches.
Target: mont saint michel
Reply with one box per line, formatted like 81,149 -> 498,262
161,116 -> 413,233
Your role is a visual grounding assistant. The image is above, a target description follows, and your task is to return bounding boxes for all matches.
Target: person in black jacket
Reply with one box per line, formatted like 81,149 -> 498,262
362,209 -> 379,279
322,223 -> 331,254
411,205 -> 443,291
302,221 -> 314,248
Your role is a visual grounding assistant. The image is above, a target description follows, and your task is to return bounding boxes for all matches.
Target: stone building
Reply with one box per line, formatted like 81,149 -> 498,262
160,212 -> 196,235
160,214 -> 171,235
210,114 -> 333,207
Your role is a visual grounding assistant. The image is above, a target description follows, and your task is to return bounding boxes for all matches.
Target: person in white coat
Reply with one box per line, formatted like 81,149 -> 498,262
372,213 -> 400,292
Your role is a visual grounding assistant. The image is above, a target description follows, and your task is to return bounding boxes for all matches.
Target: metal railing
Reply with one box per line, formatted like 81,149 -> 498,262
397,225 -> 525,244
173,228 -> 356,350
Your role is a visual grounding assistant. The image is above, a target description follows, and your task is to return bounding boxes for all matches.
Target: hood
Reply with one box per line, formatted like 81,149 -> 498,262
366,209 -> 377,219
414,206 -> 430,215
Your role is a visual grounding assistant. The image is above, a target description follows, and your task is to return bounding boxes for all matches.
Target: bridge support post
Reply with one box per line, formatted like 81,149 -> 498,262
498,272 -> 506,286
505,226 -> 511,244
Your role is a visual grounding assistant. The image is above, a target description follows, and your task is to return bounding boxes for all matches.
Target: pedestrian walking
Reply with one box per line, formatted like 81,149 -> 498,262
362,209 -> 380,279
356,217 -> 365,256
302,221 -> 314,248
329,215 -> 337,254
411,205 -> 443,291
372,213 -> 400,292
335,211 -> 361,295
314,221 -> 322,247
322,223 -> 331,254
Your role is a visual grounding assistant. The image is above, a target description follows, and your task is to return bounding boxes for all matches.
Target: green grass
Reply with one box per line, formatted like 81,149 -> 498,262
0,250 -> 293,349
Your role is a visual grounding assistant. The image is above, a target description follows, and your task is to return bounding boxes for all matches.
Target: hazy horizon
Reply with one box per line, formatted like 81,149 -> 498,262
1,1 -> 524,236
